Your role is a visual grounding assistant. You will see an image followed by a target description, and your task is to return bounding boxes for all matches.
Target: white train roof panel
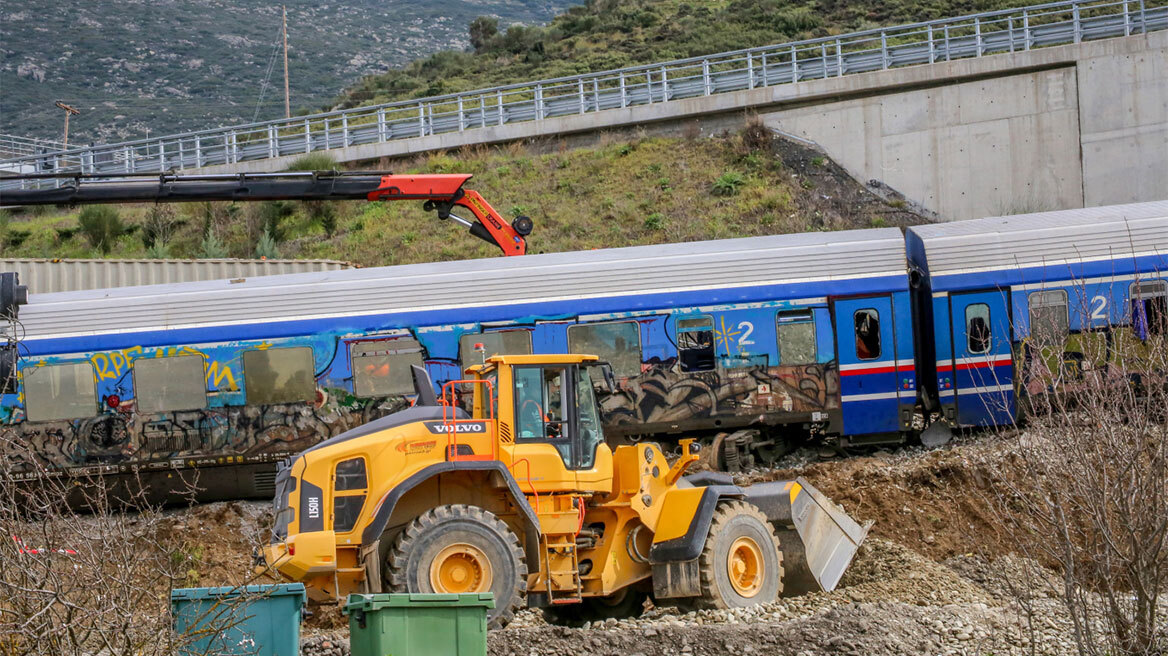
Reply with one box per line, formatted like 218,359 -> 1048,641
16,229 -> 908,340
908,201 -> 1168,277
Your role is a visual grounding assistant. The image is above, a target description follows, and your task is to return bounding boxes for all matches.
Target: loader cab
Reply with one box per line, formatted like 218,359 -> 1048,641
470,355 -> 613,493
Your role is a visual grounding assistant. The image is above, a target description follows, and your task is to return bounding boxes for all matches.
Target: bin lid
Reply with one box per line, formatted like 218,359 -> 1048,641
343,592 -> 495,613
171,583 -> 306,602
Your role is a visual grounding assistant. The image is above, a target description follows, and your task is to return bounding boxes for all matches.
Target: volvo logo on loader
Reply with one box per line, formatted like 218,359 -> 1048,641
422,421 -> 487,435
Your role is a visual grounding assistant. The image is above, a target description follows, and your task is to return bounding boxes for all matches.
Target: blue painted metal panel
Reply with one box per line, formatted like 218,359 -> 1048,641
946,289 -> 1015,426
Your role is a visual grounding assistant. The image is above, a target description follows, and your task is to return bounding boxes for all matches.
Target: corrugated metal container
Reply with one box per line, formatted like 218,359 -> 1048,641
0,258 -> 356,294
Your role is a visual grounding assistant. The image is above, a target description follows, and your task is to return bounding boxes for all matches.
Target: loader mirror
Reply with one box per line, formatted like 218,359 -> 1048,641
587,362 -> 617,394
410,365 -> 439,406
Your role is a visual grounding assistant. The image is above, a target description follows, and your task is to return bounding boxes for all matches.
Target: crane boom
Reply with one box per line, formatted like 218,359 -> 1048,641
0,171 -> 532,256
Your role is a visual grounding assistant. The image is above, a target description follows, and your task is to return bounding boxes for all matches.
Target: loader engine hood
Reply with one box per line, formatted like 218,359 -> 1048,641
301,405 -> 470,455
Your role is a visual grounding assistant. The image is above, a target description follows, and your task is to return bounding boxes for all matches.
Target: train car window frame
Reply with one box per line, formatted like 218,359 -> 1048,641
776,309 -> 817,365
459,329 -> 533,368
23,362 -> 98,422
676,316 -> 716,372
133,354 -> 208,414
567,320 -> 642,379
1028,290 -> 1069,344
853,309 -> 881,360
965,303 -> 992,354
1130,280 -> 1167,336
243,346 -> 316,405
351,338 -> 424,397
332,457 -> 367,533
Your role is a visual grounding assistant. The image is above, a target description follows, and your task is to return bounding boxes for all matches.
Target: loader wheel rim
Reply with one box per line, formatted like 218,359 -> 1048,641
430,543 -> 493,594
726,536 -> 764,598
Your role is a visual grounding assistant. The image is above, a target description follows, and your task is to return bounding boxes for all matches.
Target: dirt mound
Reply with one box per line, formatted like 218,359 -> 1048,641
745,438 -> 1012,561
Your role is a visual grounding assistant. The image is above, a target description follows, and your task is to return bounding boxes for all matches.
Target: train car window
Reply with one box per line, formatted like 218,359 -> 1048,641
677,317 -> 716,372
777,310 -> 817,365
23,362 -> 98,422
459,330 -> 532,368
133,354 -> 207,413
244,347 -> 315,405
1028,291 -> 1069,344
351,339 -> 424,397
853,309 -> 881,360
335,457 -> 367,491
1130,280 -> 1167,336
965,304 -> 992,354
568,321 -> 642,379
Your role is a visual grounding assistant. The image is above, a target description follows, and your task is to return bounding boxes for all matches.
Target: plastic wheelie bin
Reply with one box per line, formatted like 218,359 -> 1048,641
344,592 -> 494,656
171,583 -> 306,656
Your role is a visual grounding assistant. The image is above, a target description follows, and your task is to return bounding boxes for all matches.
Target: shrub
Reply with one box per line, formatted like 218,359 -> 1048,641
77,206 -> 126,254
711,171 -> 745,197
286,152 -> 338,172
145,241 -> 172,258
199,231 -> 229,259
643,213 -> 665,230
142,204 -> 181,248
257,200 -> 295,243
254,229 -> 280,259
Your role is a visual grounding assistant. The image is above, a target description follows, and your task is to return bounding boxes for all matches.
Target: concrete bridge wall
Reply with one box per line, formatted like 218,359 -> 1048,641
205,31 -> 1167,221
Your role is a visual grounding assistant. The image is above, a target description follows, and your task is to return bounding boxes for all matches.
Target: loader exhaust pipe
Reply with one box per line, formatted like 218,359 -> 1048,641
742,477 -> 872,594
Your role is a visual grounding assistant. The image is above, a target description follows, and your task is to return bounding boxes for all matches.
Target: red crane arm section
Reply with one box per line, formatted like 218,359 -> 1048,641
366,174 -> 526,256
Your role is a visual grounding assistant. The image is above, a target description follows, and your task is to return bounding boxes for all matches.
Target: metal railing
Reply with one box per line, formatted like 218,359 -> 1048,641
1,0 -> 1164,190
0,135 -> 66,161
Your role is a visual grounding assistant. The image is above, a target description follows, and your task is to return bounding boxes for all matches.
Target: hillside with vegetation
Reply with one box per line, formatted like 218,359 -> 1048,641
0,125 -> 926,267
336,0 -> 1024,109
0,0 -> 576,143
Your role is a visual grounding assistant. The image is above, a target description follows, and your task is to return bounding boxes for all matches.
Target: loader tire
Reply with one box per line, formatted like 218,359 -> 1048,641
386,504 -> 527,629
541,587 -> 648,627
690,500 -> 783,610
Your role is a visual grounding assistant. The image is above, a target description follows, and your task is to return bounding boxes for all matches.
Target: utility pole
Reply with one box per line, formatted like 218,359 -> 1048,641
54,101 -> 80,149
282,5 -> 291,119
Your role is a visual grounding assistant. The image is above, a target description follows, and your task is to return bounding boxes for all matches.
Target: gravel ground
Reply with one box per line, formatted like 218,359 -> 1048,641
301,537 -> 1150,656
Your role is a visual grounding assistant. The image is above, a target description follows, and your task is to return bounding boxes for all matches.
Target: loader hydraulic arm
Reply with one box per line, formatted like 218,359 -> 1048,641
0,171 -> 531,256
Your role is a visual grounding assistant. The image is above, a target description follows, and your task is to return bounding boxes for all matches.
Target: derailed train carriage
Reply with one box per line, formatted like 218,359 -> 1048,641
1,201 -> 1165,501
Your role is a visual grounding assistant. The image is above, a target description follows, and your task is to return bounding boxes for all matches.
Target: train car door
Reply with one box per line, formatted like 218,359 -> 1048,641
832,295 -> 900,435
946,289 -> 1014,426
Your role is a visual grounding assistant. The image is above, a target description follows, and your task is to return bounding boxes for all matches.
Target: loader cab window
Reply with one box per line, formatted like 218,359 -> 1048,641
1130,280 -> 1167,337
677,316 -> 716,372
514,366 -> 568,447
575,366 -> 605,469
513,365 -> 598,469
853,309 -> 881,360
332,457 -> 367,533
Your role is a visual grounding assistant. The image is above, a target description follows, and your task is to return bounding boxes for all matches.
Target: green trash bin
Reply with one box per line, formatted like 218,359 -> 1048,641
170,583 -> 306,656
344,593 -> 494,656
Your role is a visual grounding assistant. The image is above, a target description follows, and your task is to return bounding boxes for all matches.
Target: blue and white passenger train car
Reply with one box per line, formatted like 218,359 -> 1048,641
0,229 -> 915,500
907,201 -> 1168,429
2,201 -> 1165,501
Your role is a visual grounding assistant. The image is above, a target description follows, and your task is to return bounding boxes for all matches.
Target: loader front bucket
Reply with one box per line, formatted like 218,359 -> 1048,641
741,477 -> 872,595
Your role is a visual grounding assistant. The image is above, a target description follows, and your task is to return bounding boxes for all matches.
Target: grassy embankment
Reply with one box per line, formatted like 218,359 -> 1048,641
0,129 -> 923,267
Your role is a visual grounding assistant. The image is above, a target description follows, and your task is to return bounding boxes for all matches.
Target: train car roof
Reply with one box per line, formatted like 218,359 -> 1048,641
907,200 -> 1168,286
16,228 -> 908,342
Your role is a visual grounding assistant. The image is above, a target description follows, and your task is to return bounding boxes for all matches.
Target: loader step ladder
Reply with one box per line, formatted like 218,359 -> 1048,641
541,533 -> 583,605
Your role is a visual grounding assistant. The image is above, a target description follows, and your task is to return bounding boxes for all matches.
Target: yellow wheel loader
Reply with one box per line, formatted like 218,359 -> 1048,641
261,355 -> 870,627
